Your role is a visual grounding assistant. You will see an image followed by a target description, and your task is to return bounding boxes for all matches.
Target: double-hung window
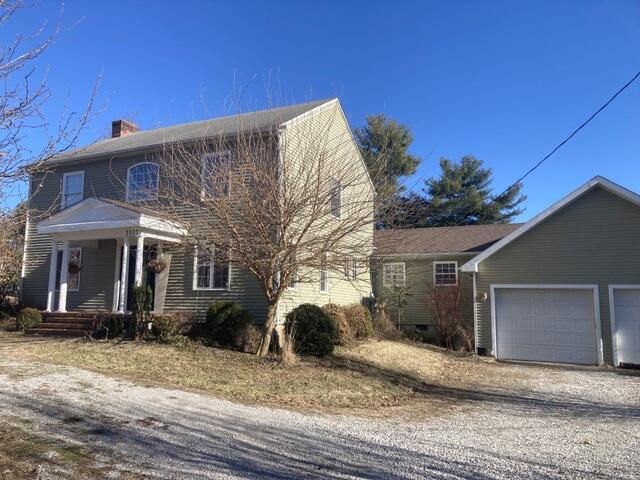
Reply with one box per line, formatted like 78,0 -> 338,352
55,247 -> 82,292
193,246 -> 230,290
344,256 -> 357,280
126,162 -> 159,202
62,171 -> 84,208
383,262 -> 405,287
201,152 -> 231,199
330,178 -> 341,218
320,253 -> 328,293
434,261 -> 458,286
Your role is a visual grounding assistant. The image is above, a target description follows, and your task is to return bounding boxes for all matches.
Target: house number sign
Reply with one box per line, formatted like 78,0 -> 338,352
126,229 -> 141,237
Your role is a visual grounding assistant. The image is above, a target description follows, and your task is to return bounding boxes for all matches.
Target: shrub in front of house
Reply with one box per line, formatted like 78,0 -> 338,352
342,304 -> 373,339
150,315 -> 180,343
16,307 -> 42,332
322,303 -> 352,345
93,314 -> 125,339
205,301 -> 257,351
286,304 -> 337,357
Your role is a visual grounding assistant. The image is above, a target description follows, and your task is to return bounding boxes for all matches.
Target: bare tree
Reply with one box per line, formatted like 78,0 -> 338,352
0,1 -> 97,207
426,284 -> 473,350
134,100 -> 376,356
0,201 -> 25,304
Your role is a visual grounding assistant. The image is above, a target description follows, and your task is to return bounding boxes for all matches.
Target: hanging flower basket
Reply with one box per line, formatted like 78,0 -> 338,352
146,257 -> 167,274
68,262 -> 82,274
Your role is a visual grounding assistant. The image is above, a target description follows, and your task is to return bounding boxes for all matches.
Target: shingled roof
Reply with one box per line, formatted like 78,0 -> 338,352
49,98 -> 335,165
374,224 -> 522,256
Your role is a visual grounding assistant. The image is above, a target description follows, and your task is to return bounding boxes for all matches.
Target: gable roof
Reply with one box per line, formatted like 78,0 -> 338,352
48,98 -> 337,166
374,223 -> 522,256
37,197 -> 184,237
460,176 -> 640,272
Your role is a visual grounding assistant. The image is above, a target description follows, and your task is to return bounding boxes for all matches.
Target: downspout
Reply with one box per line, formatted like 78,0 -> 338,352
274,125 -> 285,326
472,271 -> 479,354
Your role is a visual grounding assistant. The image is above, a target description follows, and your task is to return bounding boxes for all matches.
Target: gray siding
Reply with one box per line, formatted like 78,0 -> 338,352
22,153 -> 268,319
474,186 -> 640,365
372,255 -> 475,334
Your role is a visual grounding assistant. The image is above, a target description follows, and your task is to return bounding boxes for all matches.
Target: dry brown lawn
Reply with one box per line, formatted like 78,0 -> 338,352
0,332 -> 530,417
0,417 -> 145,480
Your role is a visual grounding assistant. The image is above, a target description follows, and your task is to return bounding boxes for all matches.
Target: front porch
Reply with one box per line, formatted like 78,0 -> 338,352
37,198 -> 184,314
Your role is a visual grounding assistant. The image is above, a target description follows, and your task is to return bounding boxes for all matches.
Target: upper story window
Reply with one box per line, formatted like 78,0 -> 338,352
434,261 -> 458,286
383,262 -> 405,287
330,178 -> 341,218
193,245 -> 230,290
62,171 -> 84,209
201,152 -> 231,199
126,162 -> 159,202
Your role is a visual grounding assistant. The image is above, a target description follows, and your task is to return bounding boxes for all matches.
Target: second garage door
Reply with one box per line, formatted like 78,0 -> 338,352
494,288 -> 598,365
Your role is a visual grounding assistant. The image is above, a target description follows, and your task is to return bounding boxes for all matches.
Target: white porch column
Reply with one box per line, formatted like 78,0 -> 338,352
134,235 -> 144,287
57,240 -> 71,312
112,240 -> 122,312
46,239 -> 58,312
118,237 -> 130,313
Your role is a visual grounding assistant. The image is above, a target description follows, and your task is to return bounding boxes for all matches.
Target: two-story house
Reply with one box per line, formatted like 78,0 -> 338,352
21,98 -> 374,324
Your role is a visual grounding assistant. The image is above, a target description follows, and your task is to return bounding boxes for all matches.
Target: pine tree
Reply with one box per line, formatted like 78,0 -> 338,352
421,155 -> 525,227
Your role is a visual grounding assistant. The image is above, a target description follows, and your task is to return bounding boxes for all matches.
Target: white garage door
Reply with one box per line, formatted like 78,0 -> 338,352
612,289 -> 640,366
494,288 -> 598,365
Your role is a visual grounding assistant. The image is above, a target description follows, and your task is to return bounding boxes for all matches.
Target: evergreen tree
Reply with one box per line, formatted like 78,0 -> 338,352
354,114 -> 420,199
422,155 -> 525,226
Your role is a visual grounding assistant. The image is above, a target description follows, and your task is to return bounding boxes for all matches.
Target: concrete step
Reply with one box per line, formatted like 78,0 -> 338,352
38,322 -> 93,330
42,317 -> 95,325
27,328 -> 88,337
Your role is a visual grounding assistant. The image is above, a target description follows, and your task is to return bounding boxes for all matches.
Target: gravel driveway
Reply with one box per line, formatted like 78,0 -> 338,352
0,355 -> 638,479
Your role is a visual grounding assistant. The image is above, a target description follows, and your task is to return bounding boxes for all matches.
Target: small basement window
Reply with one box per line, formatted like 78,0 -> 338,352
434,261 -> 458,286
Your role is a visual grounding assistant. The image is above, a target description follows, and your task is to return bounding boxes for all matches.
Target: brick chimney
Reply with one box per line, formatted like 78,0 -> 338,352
111,119 -> 139,138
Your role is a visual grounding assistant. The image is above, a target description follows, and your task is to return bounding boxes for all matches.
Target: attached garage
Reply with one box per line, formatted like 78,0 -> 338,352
609,286 -> 640,366
492,286 -> 602,365
461,176 -> 640,366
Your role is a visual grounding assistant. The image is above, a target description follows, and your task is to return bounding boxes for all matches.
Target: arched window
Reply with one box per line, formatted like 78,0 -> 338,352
126,162 -> 159,202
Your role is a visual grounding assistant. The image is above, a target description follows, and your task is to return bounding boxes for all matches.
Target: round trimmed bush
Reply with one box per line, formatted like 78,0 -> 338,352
322,303 -> 352,345
17,307 -> 42,332
151,315 -> 179,343
286,304 -> 337,356
343,304 -> 373,339
206,301 -> 241,337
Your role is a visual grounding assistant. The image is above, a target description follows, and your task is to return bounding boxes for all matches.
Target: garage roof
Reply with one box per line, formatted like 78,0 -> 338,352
461,176 -> 640,272
374,223 -> 521,256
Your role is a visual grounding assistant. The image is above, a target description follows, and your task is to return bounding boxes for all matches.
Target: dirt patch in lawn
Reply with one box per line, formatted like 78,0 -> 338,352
0,332 -> 531,418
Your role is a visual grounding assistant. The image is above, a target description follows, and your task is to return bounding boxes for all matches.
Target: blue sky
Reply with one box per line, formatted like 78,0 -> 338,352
6,0 -> 640,219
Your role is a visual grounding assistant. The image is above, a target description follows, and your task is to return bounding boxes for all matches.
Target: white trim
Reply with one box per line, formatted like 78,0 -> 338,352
490,284 -> 603,366
126,162 -> 159,202
433,260 -> 458,286
61,170 -> 85,209
472,272 -> 478,353
608,284 -> 640,367
382,262 -> 406,287
280,98 -> 338,129
192,246 -> 231,291
374,252 -> 478,260
461,176 -> 640,272
112,240 -> 122,311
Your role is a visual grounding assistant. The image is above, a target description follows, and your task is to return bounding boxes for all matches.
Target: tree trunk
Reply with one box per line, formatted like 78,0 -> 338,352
257,301 -> 278,357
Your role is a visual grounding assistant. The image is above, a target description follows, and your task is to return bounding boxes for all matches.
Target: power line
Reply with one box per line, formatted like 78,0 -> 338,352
496,68 -> 640,198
